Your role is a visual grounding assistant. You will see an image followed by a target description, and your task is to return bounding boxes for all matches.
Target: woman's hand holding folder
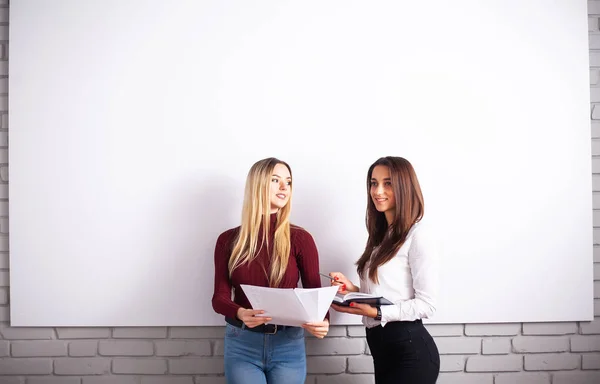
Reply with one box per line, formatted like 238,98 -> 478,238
331,301 -> 379,319
327,272 -> 379,319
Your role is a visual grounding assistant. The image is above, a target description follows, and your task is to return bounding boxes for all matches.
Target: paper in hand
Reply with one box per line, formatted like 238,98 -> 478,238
240,284 -> 338,327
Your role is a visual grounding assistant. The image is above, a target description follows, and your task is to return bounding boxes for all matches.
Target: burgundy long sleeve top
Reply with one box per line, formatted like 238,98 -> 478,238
212,213 -> 326,320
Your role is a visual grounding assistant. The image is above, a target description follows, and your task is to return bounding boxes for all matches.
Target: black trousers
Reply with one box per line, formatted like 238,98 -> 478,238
366,319 -> 440,384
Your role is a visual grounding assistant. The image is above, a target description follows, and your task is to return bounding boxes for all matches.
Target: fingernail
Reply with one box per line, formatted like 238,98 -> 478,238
349,302 -> 355,307
334,277 -> 339,281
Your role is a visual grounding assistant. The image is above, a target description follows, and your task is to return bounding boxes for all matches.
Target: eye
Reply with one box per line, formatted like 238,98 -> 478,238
271,178 -> 279,183
370,181 -> 377,187
384,181 -> 392,186
286,181 -> 292,186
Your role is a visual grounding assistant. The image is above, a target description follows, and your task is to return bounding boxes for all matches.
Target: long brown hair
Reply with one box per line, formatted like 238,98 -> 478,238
228,157 -> 292,287
356,156 -> 424,283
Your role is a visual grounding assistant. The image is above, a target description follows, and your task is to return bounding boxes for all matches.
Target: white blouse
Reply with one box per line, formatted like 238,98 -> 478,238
361,221 -> 438,328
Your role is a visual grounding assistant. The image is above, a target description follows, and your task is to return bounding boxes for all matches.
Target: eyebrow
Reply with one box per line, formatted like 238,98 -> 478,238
371,177 -> 391,181
273,174 -> 292,180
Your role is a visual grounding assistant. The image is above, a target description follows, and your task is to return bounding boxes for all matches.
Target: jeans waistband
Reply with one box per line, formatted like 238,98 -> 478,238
225,316 -> 293,335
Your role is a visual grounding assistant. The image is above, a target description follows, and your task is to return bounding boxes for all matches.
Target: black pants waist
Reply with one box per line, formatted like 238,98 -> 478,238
366,318 -> 423,332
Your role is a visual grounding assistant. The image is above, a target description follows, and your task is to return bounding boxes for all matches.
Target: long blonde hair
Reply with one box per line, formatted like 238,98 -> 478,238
228,157 -> 292,287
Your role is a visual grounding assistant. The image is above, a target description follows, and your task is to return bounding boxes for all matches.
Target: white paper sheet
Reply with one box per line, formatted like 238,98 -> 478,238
240,285 -> 339,327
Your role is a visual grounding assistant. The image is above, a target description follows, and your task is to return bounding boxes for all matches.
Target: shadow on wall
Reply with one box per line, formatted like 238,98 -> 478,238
291,185 -> 364,280
108,170 -> 363,326
112,173 -> 239,326
291,181 -> 368,325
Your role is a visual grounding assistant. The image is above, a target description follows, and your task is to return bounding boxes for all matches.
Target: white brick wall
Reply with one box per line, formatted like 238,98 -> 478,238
0,2 -> 599,383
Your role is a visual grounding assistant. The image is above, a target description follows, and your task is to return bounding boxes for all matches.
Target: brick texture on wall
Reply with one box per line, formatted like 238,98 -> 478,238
1,1 -> 600,383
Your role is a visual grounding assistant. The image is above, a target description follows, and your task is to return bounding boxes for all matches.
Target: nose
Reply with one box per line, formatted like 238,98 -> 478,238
279,181 -> 288,190
375,184 -> 384,195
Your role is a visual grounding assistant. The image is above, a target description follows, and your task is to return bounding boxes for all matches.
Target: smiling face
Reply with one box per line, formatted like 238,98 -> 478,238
370,165 -> 396,224
269,163 -> 292,213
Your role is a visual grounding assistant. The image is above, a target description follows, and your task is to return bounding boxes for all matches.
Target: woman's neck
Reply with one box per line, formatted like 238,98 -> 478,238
385,211 -> 394,226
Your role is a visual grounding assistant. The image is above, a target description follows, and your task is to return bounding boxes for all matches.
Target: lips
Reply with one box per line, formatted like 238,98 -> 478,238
276,194 -> 287,199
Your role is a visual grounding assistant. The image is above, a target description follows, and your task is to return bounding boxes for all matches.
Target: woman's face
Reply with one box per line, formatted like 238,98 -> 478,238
370,165 -> 396,219
269,163 -> 291,213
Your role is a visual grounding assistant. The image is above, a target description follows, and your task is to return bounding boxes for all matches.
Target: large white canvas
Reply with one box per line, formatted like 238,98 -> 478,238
8,0 -> 593,326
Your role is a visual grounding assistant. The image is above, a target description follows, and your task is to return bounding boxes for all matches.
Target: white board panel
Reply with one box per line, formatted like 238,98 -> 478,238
8,0 -> 593,325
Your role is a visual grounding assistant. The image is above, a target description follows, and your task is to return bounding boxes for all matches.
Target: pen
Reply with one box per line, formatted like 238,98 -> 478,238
319,272 -> 336,281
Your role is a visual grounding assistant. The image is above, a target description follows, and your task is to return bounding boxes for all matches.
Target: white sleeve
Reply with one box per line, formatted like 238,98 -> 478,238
380,224 -> 438,325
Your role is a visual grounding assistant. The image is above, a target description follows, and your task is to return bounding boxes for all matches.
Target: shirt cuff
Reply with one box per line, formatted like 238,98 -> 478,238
379,302 -> 401,327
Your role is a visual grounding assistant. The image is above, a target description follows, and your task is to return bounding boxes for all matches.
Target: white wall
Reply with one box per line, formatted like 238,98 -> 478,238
1,1 -> 600,383
8,0 -> 594,326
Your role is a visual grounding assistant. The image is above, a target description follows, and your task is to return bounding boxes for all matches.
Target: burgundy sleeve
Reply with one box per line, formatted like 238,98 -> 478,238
211,232 -> 241,319
296,229 -> 331,321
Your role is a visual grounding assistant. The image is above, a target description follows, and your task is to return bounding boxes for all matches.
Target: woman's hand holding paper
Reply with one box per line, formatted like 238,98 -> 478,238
302,318 -> 329,339
236,307 -> 272,328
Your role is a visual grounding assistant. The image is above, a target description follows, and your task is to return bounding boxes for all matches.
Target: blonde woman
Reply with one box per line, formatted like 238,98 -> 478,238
212,157 -> 329,384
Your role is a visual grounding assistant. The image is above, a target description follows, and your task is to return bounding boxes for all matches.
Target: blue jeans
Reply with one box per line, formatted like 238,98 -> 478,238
224,323 -> 307,384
